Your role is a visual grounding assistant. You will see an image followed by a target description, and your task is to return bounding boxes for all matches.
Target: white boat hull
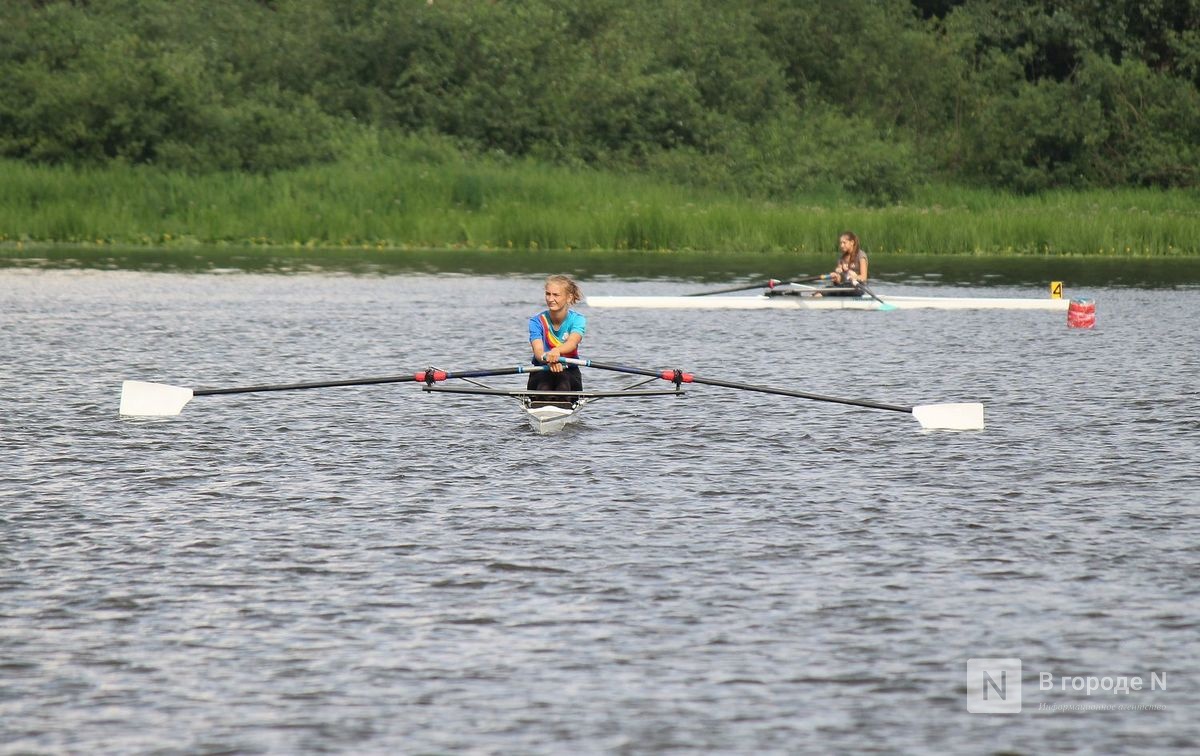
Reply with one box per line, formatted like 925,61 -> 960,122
523,401 -> 587,434
586,294 -> 1070,311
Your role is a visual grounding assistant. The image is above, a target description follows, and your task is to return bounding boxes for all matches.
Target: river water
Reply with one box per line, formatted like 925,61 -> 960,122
2,252 -> 1197,753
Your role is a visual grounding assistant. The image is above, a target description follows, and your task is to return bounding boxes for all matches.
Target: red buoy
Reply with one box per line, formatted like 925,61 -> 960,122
1067,298 -> 1096,329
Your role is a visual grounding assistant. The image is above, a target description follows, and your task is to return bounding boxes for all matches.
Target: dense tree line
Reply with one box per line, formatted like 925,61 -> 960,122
2,0 -> 1198,201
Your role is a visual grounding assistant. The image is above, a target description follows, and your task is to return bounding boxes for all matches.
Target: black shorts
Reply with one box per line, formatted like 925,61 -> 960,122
528,365 -> 583,405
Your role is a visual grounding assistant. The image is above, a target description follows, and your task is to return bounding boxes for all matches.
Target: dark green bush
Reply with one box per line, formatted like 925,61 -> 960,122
0,0 -> 1196,194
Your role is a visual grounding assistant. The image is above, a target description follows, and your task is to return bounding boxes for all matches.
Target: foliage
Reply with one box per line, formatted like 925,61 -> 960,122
942,1 -> 1200,190
0,0 -> 1198,196
3,138 -> 1197,255
0,0 -> 336,171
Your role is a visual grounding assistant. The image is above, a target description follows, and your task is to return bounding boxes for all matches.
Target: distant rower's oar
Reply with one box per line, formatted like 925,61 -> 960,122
560,357 -> 982,430
119,365 -> 549,417
684,275 -> 833,297
684,279 -> 781,296
855,281 -> 897,312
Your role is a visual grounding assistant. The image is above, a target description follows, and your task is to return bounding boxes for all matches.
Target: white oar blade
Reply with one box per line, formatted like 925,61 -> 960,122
911,402 -> 984,431
119,380 -> 194,417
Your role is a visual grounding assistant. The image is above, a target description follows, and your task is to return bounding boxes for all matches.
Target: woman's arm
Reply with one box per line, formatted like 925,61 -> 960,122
830,258 -> 846,283
542,332 -> 583,372
851,255 -> 868,282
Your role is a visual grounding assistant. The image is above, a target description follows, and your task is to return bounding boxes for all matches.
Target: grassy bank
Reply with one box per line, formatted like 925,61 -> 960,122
2,136 -> 1198,256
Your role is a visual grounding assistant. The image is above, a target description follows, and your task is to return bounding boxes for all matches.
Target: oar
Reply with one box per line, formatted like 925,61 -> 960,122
684,279 -> 781,296
119,365 -> 550,417
855,281 -> 897,311
684,275 -> 835,297
560,357 -> 983,430
770,275 -> 836,290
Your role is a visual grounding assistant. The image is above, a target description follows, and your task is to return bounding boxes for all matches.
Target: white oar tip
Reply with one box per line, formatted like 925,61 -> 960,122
912,402 -> 985,431
119,380 -> 194,417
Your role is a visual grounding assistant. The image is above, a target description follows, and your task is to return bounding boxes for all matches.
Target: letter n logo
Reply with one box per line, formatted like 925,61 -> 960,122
967,658 -> 1022,713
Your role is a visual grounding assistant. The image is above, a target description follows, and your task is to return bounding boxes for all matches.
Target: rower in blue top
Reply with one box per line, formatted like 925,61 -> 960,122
528,274 -> 587,403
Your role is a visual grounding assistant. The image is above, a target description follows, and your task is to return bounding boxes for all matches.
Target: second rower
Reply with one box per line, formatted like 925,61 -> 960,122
825,231 -> 868,295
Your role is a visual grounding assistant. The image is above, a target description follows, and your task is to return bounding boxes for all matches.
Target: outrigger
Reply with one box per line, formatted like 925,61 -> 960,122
119,357 -> 984,432
421,374 -> 684,434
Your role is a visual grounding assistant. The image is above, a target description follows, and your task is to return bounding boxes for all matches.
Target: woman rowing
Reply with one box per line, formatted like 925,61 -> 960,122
528,274 -> 586,402
822,231 -> 869,296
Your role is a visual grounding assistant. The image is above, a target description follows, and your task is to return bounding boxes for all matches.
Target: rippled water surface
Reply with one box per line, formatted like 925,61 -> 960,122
2,265 -> 1198,753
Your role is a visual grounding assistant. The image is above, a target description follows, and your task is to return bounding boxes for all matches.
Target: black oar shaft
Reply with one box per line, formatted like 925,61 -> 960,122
193,365 -> 545,397
195,375 -> 419,396
566,359 -> 911,414
684,279 -> 779,296
679,375 -> 910,413
684,275 -> 832,297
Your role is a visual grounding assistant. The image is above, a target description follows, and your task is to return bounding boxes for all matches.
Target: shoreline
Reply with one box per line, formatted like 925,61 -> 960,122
2,238 -> 1198,259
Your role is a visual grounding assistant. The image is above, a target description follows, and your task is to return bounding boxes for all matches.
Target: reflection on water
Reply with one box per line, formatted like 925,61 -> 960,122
3,244 -> 1200,287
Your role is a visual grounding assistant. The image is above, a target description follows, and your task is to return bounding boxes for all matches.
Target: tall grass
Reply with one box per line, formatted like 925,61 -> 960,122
1,133 -> 1197,255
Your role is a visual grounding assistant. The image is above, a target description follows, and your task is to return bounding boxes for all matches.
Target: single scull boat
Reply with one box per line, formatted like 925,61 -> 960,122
587,283 -> 1069,311
118,357 -> 983,432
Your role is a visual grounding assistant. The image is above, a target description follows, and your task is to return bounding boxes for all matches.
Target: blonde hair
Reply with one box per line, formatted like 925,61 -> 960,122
545,274 -> 583,304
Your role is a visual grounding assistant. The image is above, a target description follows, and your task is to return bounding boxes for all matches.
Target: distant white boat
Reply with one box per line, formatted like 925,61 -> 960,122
587,291 -> 1070,311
